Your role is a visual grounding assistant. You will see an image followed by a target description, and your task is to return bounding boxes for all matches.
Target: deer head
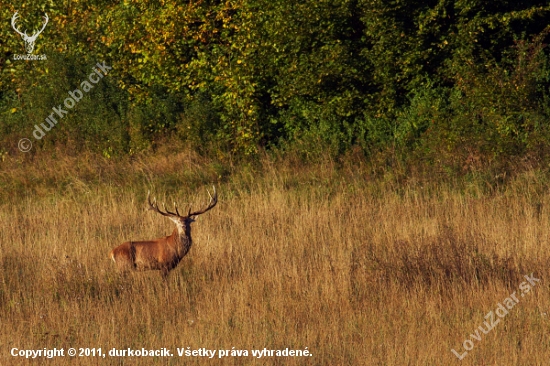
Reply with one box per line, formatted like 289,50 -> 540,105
11,12 -> 49,54
147,186 -> 218,231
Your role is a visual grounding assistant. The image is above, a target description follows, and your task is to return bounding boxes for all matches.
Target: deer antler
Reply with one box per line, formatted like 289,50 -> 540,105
34,13 -> 49,39
147,191 -> 182,218
147,187 -> 218,218
11,12 -> 27,38
188,186 -> 218,216
11,12 -> 48,39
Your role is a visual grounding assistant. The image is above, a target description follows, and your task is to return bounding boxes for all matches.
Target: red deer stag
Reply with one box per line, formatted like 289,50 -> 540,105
110,187 -> 217,279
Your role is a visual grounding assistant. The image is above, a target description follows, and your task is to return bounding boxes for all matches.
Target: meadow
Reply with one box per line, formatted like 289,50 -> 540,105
1,148 -> 550,365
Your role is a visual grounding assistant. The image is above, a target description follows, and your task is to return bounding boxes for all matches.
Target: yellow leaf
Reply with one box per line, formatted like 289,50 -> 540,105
11,108 -> 17,113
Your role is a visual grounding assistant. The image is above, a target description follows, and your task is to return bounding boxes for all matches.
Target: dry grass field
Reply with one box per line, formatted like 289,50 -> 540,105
1,149 -> 550,365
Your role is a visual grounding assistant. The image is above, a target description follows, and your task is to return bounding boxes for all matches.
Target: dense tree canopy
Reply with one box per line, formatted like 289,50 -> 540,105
1,0 -> 549,168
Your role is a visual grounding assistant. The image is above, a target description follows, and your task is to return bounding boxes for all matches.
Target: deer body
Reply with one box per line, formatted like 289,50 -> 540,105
110,227 -> 191,277
110,187 -> 217,279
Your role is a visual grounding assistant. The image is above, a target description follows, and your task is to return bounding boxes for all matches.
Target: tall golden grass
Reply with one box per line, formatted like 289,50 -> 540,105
0,148 -> 549,365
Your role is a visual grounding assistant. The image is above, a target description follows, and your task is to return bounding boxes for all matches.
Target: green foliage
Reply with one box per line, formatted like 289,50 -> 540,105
1,0 -> 549,171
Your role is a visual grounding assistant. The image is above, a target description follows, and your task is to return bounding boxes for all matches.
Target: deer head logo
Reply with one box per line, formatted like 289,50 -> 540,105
11,12 -> 49,54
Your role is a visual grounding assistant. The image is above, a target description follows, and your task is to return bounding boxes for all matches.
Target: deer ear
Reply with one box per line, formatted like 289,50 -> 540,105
168,217 -> 182,226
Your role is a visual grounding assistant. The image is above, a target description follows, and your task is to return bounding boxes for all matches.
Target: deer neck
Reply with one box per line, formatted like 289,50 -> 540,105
171,224 -> 192,258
